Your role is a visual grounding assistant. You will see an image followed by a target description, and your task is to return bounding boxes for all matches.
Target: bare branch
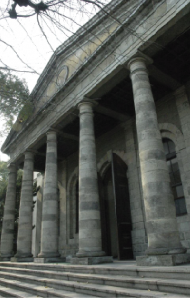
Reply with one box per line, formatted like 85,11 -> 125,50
0,39 -> 39,74
36,12 -> 54,52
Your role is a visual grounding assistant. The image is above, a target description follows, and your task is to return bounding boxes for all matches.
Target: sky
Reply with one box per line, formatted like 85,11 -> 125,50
0,0 -> 110,162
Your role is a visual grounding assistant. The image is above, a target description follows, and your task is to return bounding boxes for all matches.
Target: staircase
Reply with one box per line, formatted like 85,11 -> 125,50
0,261 -> 190,297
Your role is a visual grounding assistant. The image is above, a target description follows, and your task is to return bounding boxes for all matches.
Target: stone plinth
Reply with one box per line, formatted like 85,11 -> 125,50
137,254 -> 190,266
11,257 -> 34,262
34,257 -> 66,263
0,257 -> 11,262
70,256 -> 113,265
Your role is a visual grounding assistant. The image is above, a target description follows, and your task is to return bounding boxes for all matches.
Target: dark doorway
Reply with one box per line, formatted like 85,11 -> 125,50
100,153 -> 133,260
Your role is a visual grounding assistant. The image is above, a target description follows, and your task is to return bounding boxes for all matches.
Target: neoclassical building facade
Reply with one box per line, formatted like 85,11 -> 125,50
1,0 -> 190,266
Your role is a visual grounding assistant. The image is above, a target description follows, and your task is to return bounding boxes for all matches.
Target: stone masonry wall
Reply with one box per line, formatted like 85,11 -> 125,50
155,86 -> 190,253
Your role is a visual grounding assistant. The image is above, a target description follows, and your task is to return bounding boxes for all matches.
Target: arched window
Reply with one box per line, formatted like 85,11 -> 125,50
163,138 -> 187,216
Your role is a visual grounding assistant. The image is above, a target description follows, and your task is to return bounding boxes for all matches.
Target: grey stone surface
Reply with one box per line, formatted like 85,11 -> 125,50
34,257 -> 65,263
0,164 -> 17,259
137,253 -> 190,266
0,258 -> 11,262
128,56 -> 185,256
76,102 -> 105,258
11,257 -> 34,262
38,131 -> 60,258
70,256 -> 113,265
0,261 -> 190,297
15,152 -> 34,258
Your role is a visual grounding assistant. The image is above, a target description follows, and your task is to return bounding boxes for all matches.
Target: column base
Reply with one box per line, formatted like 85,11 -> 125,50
76,250 -> 105,258
146,247 -> 186,255
70,256 -> 113,265
34,257 -> 66,263
0,257 -> 11,262
136,253 -> 190,266
11,257 -> 34,262
38,252 -> 60,258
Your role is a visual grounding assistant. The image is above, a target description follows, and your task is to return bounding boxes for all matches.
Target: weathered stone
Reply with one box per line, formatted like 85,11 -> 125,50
34,257 -> 65,263
137,253 -> 190,266
15,152 -> 34,259
38,131 -> 60,259
128,56 -> 185,256
11,257 -> 34,262
0,164 -> 17,259
70,256 -> 113,265
76,101 -> 105,258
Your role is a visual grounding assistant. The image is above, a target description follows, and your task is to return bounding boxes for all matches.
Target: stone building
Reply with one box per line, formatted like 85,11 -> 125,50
1,0 -> 190,266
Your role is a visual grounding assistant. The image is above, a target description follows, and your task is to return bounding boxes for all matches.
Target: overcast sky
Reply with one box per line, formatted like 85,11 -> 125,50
0,0 -> 110,162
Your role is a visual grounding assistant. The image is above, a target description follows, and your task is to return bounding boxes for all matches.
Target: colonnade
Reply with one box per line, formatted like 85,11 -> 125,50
0,56 -> 185,263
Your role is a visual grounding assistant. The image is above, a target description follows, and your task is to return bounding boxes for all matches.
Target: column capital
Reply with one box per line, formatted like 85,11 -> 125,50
127,52 -> 153,75
7,163 -> 17,172
78,100 -> 97,114
46,130 -> 57,142
24,150 -> 35,160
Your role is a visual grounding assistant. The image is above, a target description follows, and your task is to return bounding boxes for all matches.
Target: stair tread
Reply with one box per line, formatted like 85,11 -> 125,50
1,261 -> 190,273
0,277 -> 188,298
0,268 -> 190,287
0,285 -> 40,298
0,279 -> 98,298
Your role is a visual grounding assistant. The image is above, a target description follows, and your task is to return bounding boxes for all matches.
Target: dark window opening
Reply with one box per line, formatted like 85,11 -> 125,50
163,138 -> 187,216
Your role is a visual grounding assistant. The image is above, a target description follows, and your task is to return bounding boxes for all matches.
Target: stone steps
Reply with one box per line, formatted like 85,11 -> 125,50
0,275 -> 186,298
1,261 -> 190,280
1,266 -> 190,296
0,278 -> 97,298
0,262 -> 189,297
0,285 -> 40,298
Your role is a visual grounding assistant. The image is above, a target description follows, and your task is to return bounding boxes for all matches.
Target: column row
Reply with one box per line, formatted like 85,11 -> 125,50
0,55 -> 185,262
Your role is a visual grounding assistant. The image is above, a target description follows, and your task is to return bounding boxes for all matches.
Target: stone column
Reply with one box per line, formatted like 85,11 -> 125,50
128,57 -> 185,257
76,101 -> 105,259
15,151 -> 34,259
0,164 -> 17,260
38,131 -> 60,259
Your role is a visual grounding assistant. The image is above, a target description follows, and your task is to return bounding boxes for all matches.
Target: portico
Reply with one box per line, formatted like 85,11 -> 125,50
1,0 -> 190,266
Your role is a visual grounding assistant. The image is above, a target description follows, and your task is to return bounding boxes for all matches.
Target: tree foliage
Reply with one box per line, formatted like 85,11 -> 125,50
0,70 -> 31,136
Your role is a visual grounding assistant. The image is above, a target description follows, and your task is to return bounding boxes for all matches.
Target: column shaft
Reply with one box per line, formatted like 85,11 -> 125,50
77,102 -> 104,258
16,151 -> 34,258
0,164 -> 17,258
38,131 -> 59,258
128,57 -> 185,255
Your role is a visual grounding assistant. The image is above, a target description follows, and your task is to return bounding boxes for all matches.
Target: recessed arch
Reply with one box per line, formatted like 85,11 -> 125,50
97,150 -> 133,260
159,123 -> 185,152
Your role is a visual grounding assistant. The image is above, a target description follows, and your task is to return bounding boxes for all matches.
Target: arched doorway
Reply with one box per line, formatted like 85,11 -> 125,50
100,153 -> 133,260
